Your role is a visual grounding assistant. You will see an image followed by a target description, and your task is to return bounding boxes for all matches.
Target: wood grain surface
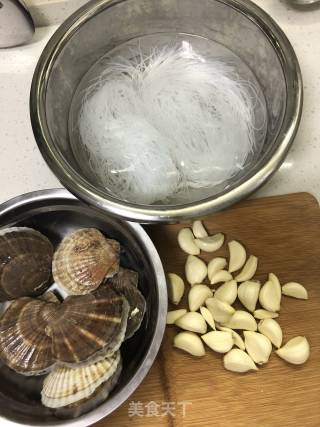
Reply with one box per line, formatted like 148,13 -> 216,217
96,193 -> 320,427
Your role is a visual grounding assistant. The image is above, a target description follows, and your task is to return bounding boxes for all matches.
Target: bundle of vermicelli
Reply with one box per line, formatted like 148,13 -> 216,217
78,44 -> 261,204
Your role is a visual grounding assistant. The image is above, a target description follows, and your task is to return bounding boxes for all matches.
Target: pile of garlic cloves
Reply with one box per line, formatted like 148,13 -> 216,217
167,220 -> 310,373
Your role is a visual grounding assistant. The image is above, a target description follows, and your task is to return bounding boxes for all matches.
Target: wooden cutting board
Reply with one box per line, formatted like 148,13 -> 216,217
96,193 -> 320,427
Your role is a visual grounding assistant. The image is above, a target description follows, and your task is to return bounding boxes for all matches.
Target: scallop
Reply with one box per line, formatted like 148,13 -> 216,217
46,286 -> 129,366
0,227 -> 53,301
0,297 -> 58,375
41,351 -> 121,410
52,228 -> 120,295
103,268 -> 146,339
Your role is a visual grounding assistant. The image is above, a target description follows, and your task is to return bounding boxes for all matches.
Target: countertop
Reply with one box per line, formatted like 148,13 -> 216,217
0,0 -> 320,206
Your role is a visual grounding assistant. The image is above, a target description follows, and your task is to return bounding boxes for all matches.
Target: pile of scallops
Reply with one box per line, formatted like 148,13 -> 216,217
167,220 -> 310,372
0,227 -> 146,418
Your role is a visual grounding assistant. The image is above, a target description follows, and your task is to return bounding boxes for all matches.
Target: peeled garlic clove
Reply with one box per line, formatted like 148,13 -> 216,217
200,306 -> 216,330
282,282 -> 308,300
276,336 -> 310,365
216,325 -> 245,350
228,240 -> 246,273
259,280 -> 281,312
192,220 -> 208,238
194,233 -> 224,253
223,310 -> 257,331
185,255 -> 207,286
214,280 -> 237,305
268,273 -> 282,300
166,309 -> 187,325
167,273 -> 185,305
210,270 -> 233,285
244,331 -> 272,365
235,255 -> 258,282
174,331 -> 206,357
201,331 -> 233,353
223,349 -> 258,373
258,318 -> 282,348
208,257 -> 227,282
188,284 -> 213,311
254,309 -> 279,320
178,228 -> 200,255
175,312 -> 207,334
238,280 -> 261,312
205,297 -> 235,324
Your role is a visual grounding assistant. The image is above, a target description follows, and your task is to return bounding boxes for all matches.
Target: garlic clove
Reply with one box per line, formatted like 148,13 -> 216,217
178,228 -> 200,255
192,220 -> 208,238
282,282 -> 308,300
223,310 -> 257,331
208,257 -> 227,282
205,297 -> 235,324
194,233 -> 224,253
259,280 -> 281,312
228,240 -> 246,273
185,255 -> 207,286
166,309 -> 187,325
214,280 -> 237,305
223,349 -> 258,373
244,331 -> 272,365
210,270 -> 233,285
253,309 -> 279,320
201,331 -> 233,353
216,325 -> 245,350
174,331 -> 206,357
268,273 -> 282,300
188,284 -> 213,311
258,318 -> 282,348
175,312 -> 207,334
200,306 -> 216,330
235,255 -> 258,282
276,336 -> 310,365
238,280 -> 261,312
167,273 -> 185,305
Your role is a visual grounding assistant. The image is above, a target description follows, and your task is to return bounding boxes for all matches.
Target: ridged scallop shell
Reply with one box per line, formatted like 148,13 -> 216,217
0,227 -> 53,301
0,297 -> 59,375
55,359 -> 122,419
52,228 -> 120,295
41,351 -> 121,409
109,267 -> 139,288
102,268 -> 146,339
46,286 -> 129,366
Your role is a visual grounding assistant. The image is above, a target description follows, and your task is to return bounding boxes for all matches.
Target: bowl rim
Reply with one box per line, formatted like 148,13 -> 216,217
0,188 -> 168,427
30,0 -> 303,223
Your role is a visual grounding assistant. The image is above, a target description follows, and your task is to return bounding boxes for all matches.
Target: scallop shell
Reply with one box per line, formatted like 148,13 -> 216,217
41,351 -> 121,409
55,358 -> 122,419
0,227 -> 53,301
102,268 -> 146,339
46,287 -> 129,366
52,228 -> 120,295
0,297 -> 58,375
109,267 -> 139,288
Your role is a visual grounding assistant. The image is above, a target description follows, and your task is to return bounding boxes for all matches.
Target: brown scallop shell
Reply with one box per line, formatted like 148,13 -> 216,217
0,227 -> 53,301
46,286 -> 129,366
102,268 -> 146,339
52,228 -> 120,295
0,297 -> 59,375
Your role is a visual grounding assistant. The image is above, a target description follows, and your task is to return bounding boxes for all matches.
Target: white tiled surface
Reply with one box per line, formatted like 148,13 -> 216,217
0,1 -> 320,205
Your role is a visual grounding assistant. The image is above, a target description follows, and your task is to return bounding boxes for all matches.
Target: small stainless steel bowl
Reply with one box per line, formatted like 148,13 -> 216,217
0,189 -> 167,427
30,0 -> 302,223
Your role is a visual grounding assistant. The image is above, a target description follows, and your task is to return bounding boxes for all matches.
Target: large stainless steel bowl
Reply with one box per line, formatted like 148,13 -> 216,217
30,0 -> 302,223
0,189 -> 167,427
